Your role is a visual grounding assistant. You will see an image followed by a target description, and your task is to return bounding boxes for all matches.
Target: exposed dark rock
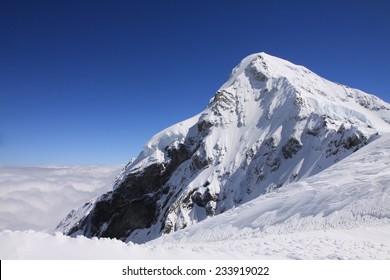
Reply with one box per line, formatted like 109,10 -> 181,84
325,129 -> 368,157
282,137 -> 303,159
337,124 -> 346,134
167,144 -> 192,165
249,66 -> 268,82
306,118 -> 327,136
294,96 -> 305,106
190,152 -> 211,171
342,133 -> 367,149
263,137 -> 276,149
181,188 -> 198,206
66,143 -> 194,241
162,220 -> 173,234
191,189 -> 214,208
197,120 -> 213,133
306,128 -> 320,136
211,90 -> 235,112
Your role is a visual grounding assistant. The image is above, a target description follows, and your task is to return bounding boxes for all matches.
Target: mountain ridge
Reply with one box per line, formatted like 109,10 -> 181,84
57,52 -> 390,243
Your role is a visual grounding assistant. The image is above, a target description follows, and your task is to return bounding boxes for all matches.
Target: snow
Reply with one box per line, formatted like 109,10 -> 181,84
0,165 -> 122,231
1,134 -> 390,259
152,133 -> 390,240
57,52 -> 390,243
128,113 -> 201,172
1,226 -> 389,259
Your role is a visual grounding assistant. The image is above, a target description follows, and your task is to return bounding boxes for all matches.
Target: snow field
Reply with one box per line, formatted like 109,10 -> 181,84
1,225 -> 389,259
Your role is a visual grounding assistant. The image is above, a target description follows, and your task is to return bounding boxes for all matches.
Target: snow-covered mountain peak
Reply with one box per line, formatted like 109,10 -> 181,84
220,52 -> 311,90
58,53 -> 390,244
212,52 -> 389,132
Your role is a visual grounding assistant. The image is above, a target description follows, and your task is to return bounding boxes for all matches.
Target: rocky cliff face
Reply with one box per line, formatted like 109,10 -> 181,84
57,53 -> 390,243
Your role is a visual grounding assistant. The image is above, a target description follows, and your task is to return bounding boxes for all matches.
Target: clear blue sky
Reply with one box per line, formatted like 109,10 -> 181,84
1,0 -> 389,165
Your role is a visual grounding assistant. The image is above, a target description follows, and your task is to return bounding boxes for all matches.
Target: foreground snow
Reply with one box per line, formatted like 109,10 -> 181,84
0,165 -> 122,231
1,134 -> 389,259
1,225 -> 389,259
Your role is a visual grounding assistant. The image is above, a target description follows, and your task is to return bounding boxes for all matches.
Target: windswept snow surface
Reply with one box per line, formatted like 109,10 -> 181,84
1,226 -> 389,259
1,134 -> 390,259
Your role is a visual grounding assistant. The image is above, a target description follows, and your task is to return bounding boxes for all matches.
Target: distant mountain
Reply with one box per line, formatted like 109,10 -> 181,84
57,53 -> 390,243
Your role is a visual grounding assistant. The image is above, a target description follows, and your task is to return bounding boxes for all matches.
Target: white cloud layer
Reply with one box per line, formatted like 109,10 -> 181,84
0,165 -> 122,231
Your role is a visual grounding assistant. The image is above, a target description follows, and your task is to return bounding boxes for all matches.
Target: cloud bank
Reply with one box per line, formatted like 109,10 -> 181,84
0,165 -> 122,231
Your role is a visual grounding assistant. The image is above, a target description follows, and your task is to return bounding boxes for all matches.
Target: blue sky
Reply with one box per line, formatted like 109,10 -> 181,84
1,0 -> 389,165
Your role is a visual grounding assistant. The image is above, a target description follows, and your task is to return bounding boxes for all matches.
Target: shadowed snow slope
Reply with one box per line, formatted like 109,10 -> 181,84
58,52 -> 390,243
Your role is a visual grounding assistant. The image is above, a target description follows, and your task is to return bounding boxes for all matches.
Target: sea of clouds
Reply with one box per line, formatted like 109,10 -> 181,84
0,164 -> 123,232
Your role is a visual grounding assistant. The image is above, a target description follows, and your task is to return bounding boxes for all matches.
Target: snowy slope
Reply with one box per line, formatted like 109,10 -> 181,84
57,52 -> 390,243
153,133 -> 390,243
1,225 -> 390,259
2,134 -> 390,259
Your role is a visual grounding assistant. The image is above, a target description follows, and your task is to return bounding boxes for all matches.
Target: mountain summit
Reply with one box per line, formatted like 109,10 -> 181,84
57,53 -> 390,243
